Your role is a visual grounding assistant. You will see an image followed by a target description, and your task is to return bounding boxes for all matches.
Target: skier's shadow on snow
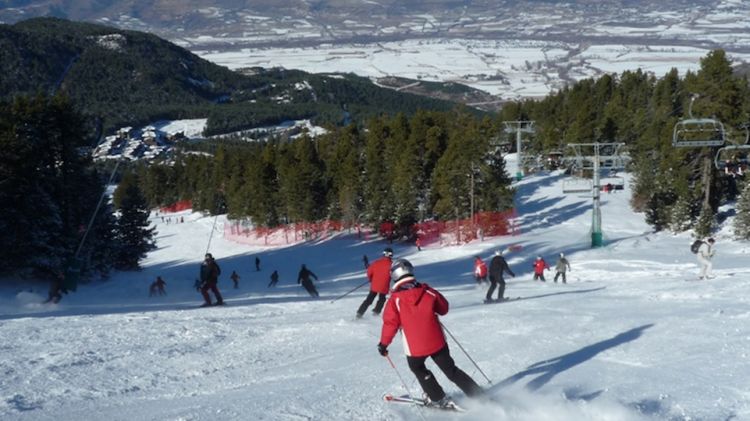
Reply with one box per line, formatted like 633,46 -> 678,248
492,323 -> 654,392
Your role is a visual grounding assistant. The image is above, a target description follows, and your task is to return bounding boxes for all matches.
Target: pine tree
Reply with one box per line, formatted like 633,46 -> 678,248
694,201 -> 715,239
0,94 -> 118,277
431,114 -> 478,220
276,136 -> 325,223
325,125 -> 363,225
362,117 -> 393,224
478,146 -> 515,212
113,172 -> 155,270
733,181 -> 750,240
391,118 -> 421,231
669,195 -> 696,233
644,189 -> 677,232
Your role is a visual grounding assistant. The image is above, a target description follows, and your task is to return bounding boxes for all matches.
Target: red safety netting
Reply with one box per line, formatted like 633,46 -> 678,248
160,200 -> 192,213
224,210 -> 517,248
412,210 -> 518,248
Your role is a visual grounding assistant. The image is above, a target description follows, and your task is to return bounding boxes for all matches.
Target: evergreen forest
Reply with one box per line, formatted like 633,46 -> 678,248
136,50 -> 750,241
2,41 -> 750,282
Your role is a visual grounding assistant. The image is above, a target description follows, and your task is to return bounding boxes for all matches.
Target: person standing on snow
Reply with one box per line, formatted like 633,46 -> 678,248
486,250 -> 515,303
255,256 -> 261,272
199,253 -> 224,306
230,270 -> 240,289
697,238 -> 716,280
473,256 -> 488,284
356,247 -> 393,318
297,264 -> 320,297
377,259 -> 483,409
150,276 -> 167,296
532,256 -> 550,282
553,253 -> 571,283
362,254 -> 370,269
268,270 -> 279,287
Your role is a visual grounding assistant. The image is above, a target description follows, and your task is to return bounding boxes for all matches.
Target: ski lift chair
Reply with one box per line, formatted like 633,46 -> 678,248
562,177 -> 593,194
673,118 -> 727,147
600,176 -> 625,190
715,145 -> 750,175
714,124 -> 750,172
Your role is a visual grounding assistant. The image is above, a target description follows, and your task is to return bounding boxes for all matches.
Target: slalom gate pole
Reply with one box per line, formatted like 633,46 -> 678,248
329,280 -> 369,303
204,214 -> 219,255
385,355 -> 427,421
440,321 -> 493,385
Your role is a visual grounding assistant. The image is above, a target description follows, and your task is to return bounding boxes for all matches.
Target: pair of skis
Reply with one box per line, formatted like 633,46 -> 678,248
383,393 -> 465,412
483,296 -> 521,304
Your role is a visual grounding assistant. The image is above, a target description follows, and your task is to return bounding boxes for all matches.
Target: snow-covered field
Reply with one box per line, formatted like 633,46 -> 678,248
198,40 -> 750,99
2,159 -> 749,420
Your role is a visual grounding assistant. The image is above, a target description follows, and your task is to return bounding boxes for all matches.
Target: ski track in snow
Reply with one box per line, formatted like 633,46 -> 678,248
1,156 -> 748,421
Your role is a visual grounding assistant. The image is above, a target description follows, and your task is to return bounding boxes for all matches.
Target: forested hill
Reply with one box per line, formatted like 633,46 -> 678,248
0,17 -> 459,136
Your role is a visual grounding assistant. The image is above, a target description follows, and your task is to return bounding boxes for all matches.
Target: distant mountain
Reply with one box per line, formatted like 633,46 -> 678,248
0,17 -> 460,135
0,1 -> 721,48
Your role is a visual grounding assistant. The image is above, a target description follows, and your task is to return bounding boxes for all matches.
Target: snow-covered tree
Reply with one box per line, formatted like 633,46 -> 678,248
669,195 -> 697,233
694,202 -> 716,239
734,181 -> 750,240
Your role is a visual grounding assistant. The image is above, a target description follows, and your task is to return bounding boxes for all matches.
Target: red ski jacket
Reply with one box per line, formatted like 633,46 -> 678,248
380,280 -> 448,357
474,259 -> 487,277
533,259 -> 550,275
367,256 -> 392,294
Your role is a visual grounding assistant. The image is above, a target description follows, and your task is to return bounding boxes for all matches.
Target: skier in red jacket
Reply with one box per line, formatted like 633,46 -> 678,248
473,256 -> 488,284
377,259 -> 483,408
356,247 -> 393,318
532,256 -> 550,281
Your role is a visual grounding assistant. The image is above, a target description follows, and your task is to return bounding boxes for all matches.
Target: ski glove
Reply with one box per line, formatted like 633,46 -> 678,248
377,343 -> 389,357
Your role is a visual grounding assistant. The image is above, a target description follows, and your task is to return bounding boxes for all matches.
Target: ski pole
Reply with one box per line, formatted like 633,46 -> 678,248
440,321 -> 493,385
385,355 -> 412,394
385,355 -> 427,421
329,280 -> 369,303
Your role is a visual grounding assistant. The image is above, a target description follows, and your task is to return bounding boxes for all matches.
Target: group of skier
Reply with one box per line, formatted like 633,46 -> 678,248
353,246 -> 578,409
473,250 -> 571,303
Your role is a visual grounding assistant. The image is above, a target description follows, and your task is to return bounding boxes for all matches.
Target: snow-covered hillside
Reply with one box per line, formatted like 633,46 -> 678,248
1,164 -> 748,421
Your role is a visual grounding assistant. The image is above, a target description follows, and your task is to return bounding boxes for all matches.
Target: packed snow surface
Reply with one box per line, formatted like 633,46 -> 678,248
1,162 -> 749,420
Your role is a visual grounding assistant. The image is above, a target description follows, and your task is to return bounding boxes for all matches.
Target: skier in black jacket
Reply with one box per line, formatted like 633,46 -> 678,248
486,250 -> 515,303
199,253 -> 224,306
297,264 -> 319,297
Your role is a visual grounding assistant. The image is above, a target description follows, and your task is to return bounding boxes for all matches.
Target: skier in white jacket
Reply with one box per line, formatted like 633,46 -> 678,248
697,238 -> 716,279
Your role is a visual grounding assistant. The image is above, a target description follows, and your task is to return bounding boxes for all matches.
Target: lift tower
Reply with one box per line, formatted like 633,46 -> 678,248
503,121 -> 535,180
563,142 -> 629,248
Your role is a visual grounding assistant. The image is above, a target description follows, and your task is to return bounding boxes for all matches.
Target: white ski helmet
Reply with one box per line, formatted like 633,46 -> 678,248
390,258 -> 414,282
494,250 -> 502,256
560,252 -> 565,258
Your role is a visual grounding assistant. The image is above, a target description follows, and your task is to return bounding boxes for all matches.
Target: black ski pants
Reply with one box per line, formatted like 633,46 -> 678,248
486,276 -> 505,300
406,345 -> 483,402
200,281 -> 223,304
554,271 -> 567,283
302,280 -> 319,297
356,291 -> 387,316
